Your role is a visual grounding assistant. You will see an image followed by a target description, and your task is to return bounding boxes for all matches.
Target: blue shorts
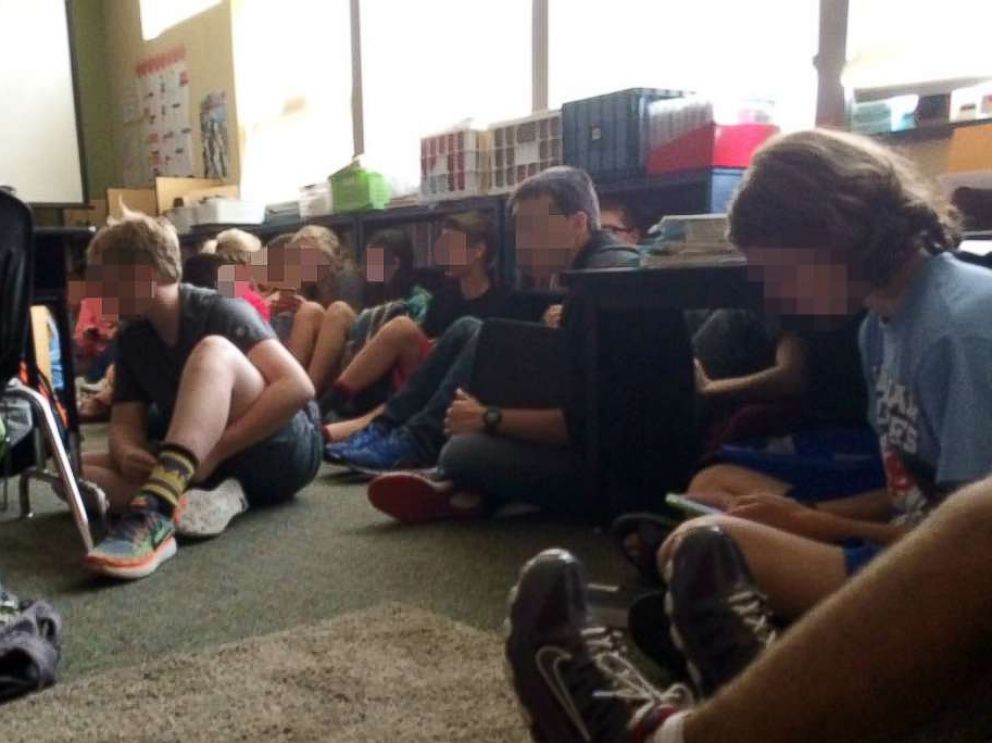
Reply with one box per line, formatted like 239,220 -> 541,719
842,538 -> 883,576
715,427 -> 885,503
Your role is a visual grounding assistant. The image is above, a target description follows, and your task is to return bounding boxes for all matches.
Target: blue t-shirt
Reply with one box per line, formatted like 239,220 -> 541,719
860,253 -> 992,523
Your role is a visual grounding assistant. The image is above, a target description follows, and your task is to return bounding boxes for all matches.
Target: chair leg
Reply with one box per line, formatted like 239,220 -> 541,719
6,386 -> 94,552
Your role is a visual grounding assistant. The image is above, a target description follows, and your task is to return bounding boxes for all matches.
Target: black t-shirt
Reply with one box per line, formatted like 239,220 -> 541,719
772,313 -> 869,427
114,284 -> 275,418
421,281 -> 512,338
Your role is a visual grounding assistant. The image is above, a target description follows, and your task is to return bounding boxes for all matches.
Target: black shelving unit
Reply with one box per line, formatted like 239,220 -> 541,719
175,169 -> 745,288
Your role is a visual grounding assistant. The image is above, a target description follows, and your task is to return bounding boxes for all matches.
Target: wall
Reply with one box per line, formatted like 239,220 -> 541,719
100,0 -> 240,189
69,0 -> 114,198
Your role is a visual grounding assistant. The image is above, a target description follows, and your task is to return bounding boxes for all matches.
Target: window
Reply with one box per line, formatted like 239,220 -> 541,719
845,0 -> 992,94
232,0 -> 353,204
359,0 -> 532,194
139,0 -> 222,40
548,0 -> 819,131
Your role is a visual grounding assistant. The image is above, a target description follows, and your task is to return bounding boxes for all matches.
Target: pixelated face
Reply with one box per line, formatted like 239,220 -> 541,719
742,245 -> 869,317
600,207 -> 640,246
364,245 -> 400,284
85,262 -> 159,319
216,262 -> 255,299
263,240 -> 330,291
514,194 -> 585,279
432,228 -> 484,278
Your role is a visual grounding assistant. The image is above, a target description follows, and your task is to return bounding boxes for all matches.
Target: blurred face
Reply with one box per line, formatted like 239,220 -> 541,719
514,194 -> 588,281
85,262 -> 160,320
432,228 -> 484,279
217,262 -> 254,298
601,206 -> 641,246
742,245 -> 869,319
263,241 -> 330,291
364,245 -> 401,284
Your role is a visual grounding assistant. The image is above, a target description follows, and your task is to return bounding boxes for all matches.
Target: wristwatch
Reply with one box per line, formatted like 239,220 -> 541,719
483,406 -> 503,435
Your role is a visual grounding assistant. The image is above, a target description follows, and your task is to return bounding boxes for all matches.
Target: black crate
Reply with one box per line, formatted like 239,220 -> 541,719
563,88 -> 687,181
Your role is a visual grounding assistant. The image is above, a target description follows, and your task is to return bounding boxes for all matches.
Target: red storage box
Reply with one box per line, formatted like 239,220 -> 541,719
646,123 -> 778,175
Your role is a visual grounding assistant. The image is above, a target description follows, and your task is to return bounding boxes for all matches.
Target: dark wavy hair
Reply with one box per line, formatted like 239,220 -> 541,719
729,128 -> 961,286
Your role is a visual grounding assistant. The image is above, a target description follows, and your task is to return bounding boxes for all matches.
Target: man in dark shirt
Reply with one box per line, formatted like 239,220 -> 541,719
82,212 -> 321,580
343,166 -> 640,521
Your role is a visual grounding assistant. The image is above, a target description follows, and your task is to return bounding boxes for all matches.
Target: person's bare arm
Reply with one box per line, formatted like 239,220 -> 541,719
697,332 -> 807,405
211,339 -> 315,462
444,389 -> 570,446
108,402 -> 150,464
813,489 -> 893,522
496,408 -> 570,446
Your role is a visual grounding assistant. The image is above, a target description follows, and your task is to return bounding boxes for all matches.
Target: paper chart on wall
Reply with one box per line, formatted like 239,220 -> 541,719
136,45 -> 194,180
200,90 -> 230,179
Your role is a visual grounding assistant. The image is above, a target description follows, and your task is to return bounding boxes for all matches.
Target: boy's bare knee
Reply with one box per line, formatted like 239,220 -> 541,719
381,315 -> 419,339
190,334 -> 238,362
688,465 -> 730,494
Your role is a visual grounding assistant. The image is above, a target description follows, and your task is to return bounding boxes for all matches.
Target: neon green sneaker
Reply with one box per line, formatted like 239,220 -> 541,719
84,502 -> 177,580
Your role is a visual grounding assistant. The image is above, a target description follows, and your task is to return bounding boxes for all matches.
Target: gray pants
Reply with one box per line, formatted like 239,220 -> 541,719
438,433 -> 582,514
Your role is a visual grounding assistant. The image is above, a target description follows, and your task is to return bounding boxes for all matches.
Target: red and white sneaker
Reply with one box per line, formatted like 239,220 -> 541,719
367,470 -> 487,524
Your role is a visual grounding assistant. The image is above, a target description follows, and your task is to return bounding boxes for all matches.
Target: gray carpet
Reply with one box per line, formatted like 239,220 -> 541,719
0,603 -> 528,742
0,423 -> 629,684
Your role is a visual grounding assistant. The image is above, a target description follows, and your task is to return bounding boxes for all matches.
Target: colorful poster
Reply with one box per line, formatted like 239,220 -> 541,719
136,45 -> 194,179
200,91 -> 230,179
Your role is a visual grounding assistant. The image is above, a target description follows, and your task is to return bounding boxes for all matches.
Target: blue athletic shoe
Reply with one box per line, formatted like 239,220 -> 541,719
340,428 -> 431,474
324,421 -> 390,464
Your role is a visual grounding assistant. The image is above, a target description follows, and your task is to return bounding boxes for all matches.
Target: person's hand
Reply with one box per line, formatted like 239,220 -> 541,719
444,388 -> 486,437
119,446 -> 157,482
268,291 -> 304,315
542,304 -> 563,328
726,492 -> 816,535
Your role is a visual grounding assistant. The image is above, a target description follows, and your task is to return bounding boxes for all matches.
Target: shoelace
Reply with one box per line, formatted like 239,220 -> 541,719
584,626 -> 695,709
726,590 -> 777,646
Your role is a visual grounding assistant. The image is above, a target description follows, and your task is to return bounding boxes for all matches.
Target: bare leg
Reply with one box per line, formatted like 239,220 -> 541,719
336,315 -> 428,393
82,451 -> 143,512
681,478 -> 992,743
164,335 -> 266,462
306,301 -> 356,396
658,514 -> 847,619
284,301 -> 324,368
688,463 -> 791,503
322,404 -> 385,442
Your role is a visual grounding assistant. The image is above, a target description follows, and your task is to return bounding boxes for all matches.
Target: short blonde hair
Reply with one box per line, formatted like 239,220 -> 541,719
215,228 -> 261,266
87,207 -> 182,282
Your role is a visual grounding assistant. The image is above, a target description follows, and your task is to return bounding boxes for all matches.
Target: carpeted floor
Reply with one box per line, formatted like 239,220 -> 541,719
0,603 -> 528,742
0,423 -> 629,686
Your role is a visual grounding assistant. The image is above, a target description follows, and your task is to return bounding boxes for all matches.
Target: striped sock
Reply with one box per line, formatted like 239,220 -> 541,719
132,444 -> 199,516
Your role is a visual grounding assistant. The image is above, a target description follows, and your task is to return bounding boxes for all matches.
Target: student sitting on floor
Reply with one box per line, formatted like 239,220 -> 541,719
348,166 -> 640,519
264,225 -> 363,372
81,209 -> 322,581
625,129 -> 992,696
320,212 -> 511,439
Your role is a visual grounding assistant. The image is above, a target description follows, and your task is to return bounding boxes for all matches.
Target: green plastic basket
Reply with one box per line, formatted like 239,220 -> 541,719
330,163 -> 391,213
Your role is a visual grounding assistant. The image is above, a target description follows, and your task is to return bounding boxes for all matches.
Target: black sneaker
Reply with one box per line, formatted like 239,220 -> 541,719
664,526 -> 777,697
506,548 -> 694,743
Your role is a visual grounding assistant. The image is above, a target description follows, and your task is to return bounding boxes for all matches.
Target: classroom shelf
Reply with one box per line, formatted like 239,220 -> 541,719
873,117 -> 992,143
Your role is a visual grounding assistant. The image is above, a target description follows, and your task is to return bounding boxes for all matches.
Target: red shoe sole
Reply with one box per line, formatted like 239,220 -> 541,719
368,473 -> 483,524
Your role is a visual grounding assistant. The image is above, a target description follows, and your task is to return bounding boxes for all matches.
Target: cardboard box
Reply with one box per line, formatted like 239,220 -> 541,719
948,123 -> 992,173
107,188 -> 158,218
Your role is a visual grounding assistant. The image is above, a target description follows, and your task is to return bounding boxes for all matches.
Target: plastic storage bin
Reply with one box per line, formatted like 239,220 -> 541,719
331,162 -> 390,213
420,128 -> 493,201
489,110 -> 562,193
193,198 -> 266,225
299,182 -> 333,218
563,88 -> 687,181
